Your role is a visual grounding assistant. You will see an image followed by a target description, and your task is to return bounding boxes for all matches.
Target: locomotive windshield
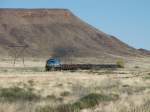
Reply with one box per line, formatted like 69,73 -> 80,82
47,58 -> 60,66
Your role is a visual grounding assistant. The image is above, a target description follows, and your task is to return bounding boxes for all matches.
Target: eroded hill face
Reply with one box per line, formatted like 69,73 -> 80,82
138,49 -> 150,55
0,9 -> 143,59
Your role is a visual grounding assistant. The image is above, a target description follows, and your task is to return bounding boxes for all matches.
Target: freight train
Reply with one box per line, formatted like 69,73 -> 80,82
45,58 -> 122,71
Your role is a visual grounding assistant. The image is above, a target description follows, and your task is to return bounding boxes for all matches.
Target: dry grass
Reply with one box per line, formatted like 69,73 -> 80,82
0,57 -> 149,112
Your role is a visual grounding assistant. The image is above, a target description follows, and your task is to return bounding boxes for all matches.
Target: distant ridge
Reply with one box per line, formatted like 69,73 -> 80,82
138,48 -> 150,55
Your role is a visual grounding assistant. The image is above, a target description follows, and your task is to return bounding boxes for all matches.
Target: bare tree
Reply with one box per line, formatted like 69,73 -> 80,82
8,44 -> 28,66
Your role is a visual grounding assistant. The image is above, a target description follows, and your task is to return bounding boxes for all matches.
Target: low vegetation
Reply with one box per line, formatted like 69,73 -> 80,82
60,91 -> 71,97
0,58 -> 150,112
0,86 -> 40,102
116,59 -> 125,68
72,93 -> 119,109
37,93 -> 119,112
36,104 -> 79,112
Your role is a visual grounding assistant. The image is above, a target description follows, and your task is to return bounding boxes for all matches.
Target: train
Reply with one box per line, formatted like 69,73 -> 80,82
45,58 -> 122,71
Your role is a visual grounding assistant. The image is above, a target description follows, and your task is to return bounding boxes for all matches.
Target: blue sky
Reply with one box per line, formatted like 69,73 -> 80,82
0,0 -> 150,50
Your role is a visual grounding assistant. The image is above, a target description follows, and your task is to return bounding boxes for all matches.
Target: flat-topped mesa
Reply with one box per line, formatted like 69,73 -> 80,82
0,8 -> 145,58
0,9 -> 72,18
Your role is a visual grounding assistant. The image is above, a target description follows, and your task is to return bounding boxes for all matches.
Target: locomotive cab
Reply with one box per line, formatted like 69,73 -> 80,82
45,58 -> 61,71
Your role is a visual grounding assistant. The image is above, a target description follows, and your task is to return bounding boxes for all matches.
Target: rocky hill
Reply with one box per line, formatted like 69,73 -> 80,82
0,9 -> 144,59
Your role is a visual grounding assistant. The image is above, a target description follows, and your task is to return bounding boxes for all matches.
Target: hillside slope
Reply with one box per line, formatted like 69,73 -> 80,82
138,49 -> 150,55
0,9 -> 143,59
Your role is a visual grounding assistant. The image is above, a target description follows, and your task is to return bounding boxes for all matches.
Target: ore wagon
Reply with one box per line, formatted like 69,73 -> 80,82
45,58 -> 122,71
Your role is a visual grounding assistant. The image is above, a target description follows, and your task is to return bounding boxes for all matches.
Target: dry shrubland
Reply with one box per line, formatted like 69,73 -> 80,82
0,58 -> 149,112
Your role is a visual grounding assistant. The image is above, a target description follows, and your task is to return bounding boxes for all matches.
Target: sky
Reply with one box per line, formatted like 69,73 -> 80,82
0,0 -> 150,50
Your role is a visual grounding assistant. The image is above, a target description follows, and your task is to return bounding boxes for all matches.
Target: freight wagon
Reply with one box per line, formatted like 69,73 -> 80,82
45,58 -> 122,71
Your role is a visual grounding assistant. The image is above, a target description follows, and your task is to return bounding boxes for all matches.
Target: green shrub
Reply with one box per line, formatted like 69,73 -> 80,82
72,93 -> 119,109
134,66 -> 140,68
60,91 -> 70,97
28,80 -> 35,87
46,95 -> 57,100
116,59 -> 125,68
0,86 -> 40,102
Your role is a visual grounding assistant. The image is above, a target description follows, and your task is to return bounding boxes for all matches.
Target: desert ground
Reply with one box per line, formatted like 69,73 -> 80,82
0,57 -> 150,112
